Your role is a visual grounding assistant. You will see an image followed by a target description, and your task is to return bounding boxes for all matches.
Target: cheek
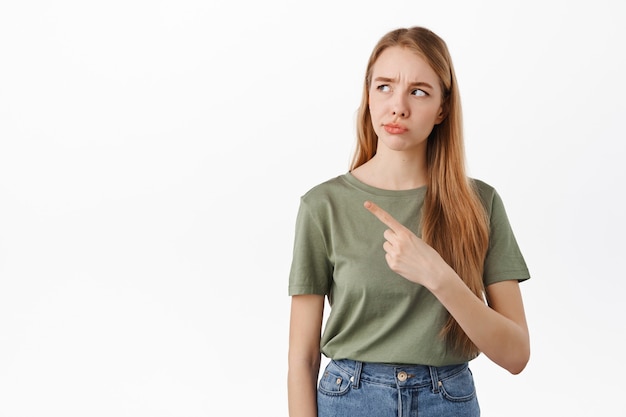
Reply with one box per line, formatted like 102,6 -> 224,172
368,97 -> 384,120
419,105 -> 443,122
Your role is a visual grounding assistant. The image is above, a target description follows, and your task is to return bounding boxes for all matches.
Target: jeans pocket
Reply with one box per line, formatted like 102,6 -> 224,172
318,361 -> 352,397
439,366 -> 477,402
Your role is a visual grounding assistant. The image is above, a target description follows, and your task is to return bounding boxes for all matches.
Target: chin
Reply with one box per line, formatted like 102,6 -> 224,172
380,137 -> 427,153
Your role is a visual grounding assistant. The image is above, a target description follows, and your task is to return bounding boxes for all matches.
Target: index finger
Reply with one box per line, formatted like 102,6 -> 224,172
363,200 -> 405,232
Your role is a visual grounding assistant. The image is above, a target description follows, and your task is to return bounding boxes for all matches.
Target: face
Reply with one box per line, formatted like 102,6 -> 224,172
368,46 -> 445,154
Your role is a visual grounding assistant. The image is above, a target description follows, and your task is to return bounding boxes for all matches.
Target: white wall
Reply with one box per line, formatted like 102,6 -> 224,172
1,1 -> 624,415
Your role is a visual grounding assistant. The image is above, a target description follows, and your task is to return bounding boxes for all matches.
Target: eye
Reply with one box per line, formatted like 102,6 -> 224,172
411,89 -> 428,97
376,84 -> 391,92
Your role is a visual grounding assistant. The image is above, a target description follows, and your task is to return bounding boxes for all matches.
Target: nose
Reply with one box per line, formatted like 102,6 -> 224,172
392,95 -> 409,118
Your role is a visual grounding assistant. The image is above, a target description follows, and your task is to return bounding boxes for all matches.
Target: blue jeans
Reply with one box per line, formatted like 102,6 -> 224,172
317,359 -> 480,417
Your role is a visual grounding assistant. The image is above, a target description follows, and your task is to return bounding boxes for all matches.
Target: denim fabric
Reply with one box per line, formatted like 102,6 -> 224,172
317,359 -> 480,417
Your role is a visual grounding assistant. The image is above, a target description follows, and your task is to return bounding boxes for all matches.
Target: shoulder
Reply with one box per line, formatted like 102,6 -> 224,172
469,178 -> 501,214
292,175 -> 351,231
470,177 -> 496,196
470,178 -> 517,227
295,174 -> 360,222
300,174 -> 352,203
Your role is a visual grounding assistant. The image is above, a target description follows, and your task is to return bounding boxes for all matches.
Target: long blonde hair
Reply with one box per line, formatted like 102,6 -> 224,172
351,27 -> 490,357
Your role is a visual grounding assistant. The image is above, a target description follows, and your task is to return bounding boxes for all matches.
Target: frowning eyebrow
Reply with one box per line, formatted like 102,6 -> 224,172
373,76 -> 434,90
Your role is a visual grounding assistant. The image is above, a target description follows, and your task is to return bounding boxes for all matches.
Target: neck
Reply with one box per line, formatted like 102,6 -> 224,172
353,147 -> 428,191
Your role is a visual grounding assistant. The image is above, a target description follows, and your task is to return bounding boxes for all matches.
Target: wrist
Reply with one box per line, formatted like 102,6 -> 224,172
426,264 -> 459,296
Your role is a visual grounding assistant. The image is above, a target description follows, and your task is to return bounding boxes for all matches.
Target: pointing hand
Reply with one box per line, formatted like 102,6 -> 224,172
364,200 -> 451,288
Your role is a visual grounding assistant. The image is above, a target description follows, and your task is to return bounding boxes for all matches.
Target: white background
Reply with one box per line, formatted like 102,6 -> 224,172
1,1 -> 625,416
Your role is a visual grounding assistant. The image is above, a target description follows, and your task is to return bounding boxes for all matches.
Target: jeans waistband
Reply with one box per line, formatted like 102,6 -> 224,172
331,358 -> 468,392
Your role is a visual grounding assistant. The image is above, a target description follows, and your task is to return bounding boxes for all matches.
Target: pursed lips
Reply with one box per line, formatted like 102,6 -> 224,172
383,123 -> 408,134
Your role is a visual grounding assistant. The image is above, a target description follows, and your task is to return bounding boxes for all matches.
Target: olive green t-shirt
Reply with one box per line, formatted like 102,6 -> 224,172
288,173 -> 530,366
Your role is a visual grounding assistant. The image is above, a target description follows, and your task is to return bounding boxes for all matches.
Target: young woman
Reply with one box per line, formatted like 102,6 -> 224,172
287,26 -> 530,417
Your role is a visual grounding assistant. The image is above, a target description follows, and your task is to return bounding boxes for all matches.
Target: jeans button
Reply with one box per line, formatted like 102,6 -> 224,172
397,371 -> 408,382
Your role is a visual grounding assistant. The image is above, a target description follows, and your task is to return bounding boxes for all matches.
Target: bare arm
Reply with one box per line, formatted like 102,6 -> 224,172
288,294 -> 325,417
432,277 -> 529,374
364,200 -> 530,374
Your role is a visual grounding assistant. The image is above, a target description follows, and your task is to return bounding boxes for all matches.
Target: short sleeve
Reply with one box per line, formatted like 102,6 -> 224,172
483,190 -> 530,286
288,198 -> 333,296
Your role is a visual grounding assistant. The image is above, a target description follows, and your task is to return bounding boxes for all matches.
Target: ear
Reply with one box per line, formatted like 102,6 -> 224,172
435,101 -> 448,125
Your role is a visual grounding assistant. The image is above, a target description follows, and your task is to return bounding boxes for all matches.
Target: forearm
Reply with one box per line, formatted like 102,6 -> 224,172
430,271 -> 530,374
362,200 -> 530,373
288,357 -> 320,417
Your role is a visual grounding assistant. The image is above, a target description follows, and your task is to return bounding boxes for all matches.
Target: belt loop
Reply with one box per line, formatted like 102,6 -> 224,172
428,366 -> 440,393
351,360 -> 363,389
